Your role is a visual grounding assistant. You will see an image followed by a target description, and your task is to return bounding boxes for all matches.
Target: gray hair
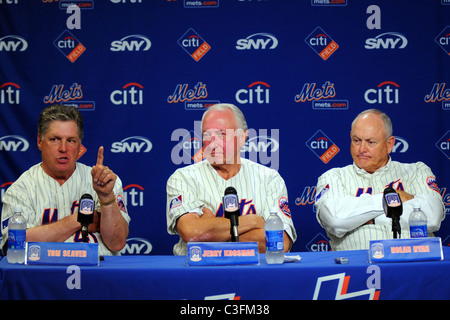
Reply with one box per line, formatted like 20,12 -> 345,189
38,104 -> 84,141
351,109 -> 393,139
201,103 -> 248,131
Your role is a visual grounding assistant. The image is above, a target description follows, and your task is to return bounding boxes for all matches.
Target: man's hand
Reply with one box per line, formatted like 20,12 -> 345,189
91,146 -> 116,201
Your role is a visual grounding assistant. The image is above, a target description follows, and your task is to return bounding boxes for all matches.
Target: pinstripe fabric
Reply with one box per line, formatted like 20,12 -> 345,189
167,158 -> 297,255
1,163 -> 131,256
315,158 -> 445,251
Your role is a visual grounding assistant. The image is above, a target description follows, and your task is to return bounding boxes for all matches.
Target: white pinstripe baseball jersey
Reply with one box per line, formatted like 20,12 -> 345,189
314,158 -> 445,251
1,162 -> 131,256
166,158 -> 297,255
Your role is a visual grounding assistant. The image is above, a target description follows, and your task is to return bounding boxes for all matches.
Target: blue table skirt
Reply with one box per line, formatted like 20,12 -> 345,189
1,247 -> 449,300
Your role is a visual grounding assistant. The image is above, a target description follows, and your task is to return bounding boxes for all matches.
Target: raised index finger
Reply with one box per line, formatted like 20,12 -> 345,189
96,146 -> 104,166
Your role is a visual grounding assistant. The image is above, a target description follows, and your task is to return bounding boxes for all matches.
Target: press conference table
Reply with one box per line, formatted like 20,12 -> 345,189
1,247 -> 449,300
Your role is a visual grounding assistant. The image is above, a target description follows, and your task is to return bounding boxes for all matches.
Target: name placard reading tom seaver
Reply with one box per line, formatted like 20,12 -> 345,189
187,242 -> 259,266
369,237 -> 443,263
25,242 -> 99,266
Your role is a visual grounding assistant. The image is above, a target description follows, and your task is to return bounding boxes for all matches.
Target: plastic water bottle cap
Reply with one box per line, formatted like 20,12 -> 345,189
413,202 -> 420,210
14,205 -> 22,212
270,207 -> 278,214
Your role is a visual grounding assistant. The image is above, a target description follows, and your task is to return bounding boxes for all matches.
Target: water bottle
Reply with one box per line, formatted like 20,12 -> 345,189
409,202 -> 428,238
265,207 -> 284,264
7,206 -> 27,264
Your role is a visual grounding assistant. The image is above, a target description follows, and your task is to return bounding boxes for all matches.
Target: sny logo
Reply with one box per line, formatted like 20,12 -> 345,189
306,130 -> 340,164
178,28 -> 211,61
305,27 -> 339,60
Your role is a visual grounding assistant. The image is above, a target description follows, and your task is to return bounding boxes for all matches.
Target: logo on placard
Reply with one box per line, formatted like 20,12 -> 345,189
28,245 -> 41,261
178,28 -> 211,61
189,246 -> 202,262
305,27 -> 339,60
53,30 -> 86,62
306,130 -> 340,164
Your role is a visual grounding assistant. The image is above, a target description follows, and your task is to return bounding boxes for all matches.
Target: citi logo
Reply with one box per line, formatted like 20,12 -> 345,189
110,82 -> 144,105
364,81 -> 399,104
305,27 -> 339,60
0,135 -> 29,152
111,136 -> 152,153
177,28 -> 211,61
0,35 -> 28,51
236,33 -> 278,50
235,81 -> 270,104
365,32 -> 408,49
123,184 -> 144,207
306,130 -> 340,164
110,34 -> 151,52
1,82 -> 20,104
306,234 -> 330,252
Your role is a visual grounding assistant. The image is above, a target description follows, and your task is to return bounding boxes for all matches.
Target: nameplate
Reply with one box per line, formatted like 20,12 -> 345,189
186,242 -> 259,266
369,238 -> 443,263
25,242 -> 99,266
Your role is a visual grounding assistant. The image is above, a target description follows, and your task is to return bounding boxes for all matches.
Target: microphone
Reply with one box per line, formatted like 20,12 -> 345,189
77,194 -> 94,243
223,187 -> 240,242
383,187 -> 403,239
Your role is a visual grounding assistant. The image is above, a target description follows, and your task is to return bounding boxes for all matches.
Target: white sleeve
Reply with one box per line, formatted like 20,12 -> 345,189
166,169 -> 203,235
375,162 -> 445,232
314,170 -> 384,238
265,171 -> 297,243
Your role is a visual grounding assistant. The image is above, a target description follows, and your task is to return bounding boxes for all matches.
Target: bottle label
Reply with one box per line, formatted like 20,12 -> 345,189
410,225 -> 428,238
8,229 -> 26,250
265,230 -> 283,251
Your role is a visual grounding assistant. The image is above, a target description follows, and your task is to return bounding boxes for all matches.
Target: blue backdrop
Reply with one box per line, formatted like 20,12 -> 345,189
1,0 -> 449,255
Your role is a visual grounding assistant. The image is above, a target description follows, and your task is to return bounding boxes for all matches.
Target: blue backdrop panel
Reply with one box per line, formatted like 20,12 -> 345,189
0,0 -> 449,255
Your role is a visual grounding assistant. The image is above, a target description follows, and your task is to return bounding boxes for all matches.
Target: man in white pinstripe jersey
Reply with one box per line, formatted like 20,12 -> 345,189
166,103 -> 296,255
1,105 -> 130,256
314,109 -> 445,251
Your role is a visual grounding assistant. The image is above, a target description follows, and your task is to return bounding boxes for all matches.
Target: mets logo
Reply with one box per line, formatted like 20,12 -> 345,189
426,176 -> 440,193
178,28 -> 211,61
305,27 -> 339,60
278,197 -> 291,218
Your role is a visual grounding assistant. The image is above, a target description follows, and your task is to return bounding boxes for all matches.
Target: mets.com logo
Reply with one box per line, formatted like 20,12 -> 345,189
294,81 -> 348,110
424,83 -> 450,110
